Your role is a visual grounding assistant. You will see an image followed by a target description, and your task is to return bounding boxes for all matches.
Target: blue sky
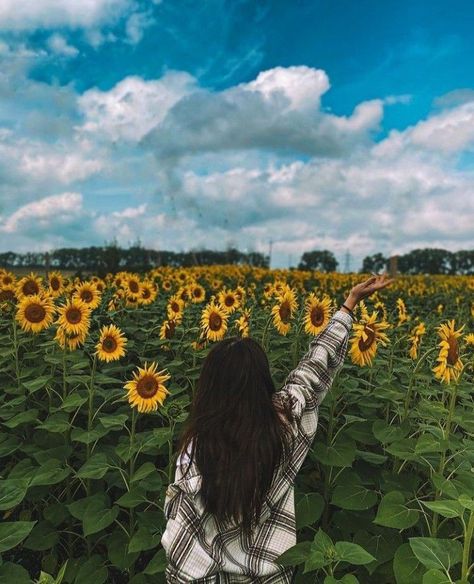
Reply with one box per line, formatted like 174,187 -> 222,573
0,0 -> 473,270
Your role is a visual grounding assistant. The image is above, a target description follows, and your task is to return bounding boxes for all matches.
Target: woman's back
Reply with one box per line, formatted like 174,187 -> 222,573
161,309 -> 355,583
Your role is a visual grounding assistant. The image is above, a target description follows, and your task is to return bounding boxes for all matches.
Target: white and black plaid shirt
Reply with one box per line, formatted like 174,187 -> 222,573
161,309 -> 354,583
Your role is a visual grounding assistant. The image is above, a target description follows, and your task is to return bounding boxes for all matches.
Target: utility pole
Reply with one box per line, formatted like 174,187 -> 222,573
343,250 -> 351,273
268,239 -> 273,269
389,255 -> 398,277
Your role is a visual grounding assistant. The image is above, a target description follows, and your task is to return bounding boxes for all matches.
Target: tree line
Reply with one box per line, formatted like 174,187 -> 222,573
0,243 -> 473,276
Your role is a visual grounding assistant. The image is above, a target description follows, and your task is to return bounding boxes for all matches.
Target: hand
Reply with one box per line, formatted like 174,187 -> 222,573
348,273 -> 395,305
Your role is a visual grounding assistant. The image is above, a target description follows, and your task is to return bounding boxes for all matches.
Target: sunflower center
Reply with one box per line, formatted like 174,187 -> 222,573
310,307 -> 324,327
103,336 -> 118,352
81,290 -> 93,303
194,288 -> 201,297
23,281 -> 39,295
209,312 -> 222,331
165,320 -> 176,339
25,303 -> 46,323
171,302 -> 179,313
136,375 -> 159,399
4,276 -> 13,285
142,288 -> 151,299
66,307 -> 82,324
50,277 -> 60,290
447,336 -> 458,366
279,301 -> 291,323
129,281 -> 139,293
358,326 -> 376,351
0,289 -> 15,302
225,296 -> 235,307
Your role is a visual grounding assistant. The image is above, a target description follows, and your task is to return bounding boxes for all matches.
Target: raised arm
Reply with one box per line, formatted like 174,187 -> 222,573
273,274 -> 394,477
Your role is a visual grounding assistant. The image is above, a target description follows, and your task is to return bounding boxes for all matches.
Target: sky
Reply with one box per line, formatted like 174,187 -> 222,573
0,0 -> 473,271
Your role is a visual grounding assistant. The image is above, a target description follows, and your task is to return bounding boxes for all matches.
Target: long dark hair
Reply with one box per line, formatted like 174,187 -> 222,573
175,335 -> 295,538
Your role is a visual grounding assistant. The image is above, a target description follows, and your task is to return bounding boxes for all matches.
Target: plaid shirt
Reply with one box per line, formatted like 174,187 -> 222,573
161,309 -> 354,583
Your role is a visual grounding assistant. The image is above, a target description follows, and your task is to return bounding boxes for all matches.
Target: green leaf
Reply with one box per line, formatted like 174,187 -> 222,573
23,376 -> 52,393
30,461 -> 70,487
131,462 -> 156,483
115,487 -> 147,508
334,541 -> 376,565
458,495 -> 474,511
296,492 -> 325,529
99,413 -> 129,430
393,543 -> 425,584
76,453 -> 109,479
331,483 -> 377,511
312,437 -> 356,467
324,576 -> 359,584
303,550 -> 328,573
385,438 -> 417,461
128,526 -> 161,553
3,409 -> 39,428
36,413 -> 70,433
0,520 -> 36,552
58,393 -> 88,412
0,562 -> 32,584
106,531 -> 138,570
143,549 -> 168,575
373,491 -> 419,529
372,419 -> 410,444
409,538 -> 463,572
23,521 -> 58,551
422,569 -> 451,584
74,555 -> 108,584
0,478 -> 30,510
67,493 -> 108,521
82,503 -> 119,536
274,541 -> 312,566
421,500 -> 464,518
0,434 -> 20,458
71,425 -> 109,444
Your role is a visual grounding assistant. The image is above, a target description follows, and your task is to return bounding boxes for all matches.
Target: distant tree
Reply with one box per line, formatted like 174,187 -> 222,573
398,248 -> 454,275
361,253 -> 388,274
297,250 -> 338,272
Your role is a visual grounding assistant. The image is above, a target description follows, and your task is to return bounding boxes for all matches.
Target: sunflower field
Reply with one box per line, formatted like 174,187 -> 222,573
0,266 -> 473,584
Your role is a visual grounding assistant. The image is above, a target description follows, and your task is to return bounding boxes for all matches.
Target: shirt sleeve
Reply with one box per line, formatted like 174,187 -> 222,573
273,309 -> 353,479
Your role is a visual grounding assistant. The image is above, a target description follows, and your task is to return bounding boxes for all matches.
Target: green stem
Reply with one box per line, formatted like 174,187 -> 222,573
462,510 -> 474,582
128,408 -> 137,577
431,381 -> 458,537
85,353 -> 97,497
12,316 -> 21,393
322,393 -> 337,530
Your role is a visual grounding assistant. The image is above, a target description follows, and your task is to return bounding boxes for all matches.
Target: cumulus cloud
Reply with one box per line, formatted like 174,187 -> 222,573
2,62 -> 474,268
77,72 -> 197,142
47,33 -> 79,57
0,0 -> 132,31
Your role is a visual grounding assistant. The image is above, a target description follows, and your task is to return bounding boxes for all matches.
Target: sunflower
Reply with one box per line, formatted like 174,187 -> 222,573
161,279 -> 173,293
95,324 -> 127,362
16,293 -> 56,333
190,283 -> 206,303
159,318 -> 178,341
0,285 -> 17,310
432,320 -> 465,384
201,300 -> 228,341
374,300 -> 387,322
167,295 -> 185,323
124,361 -> 171,413
437,303 -> 444,315
271,288 -> 298,336
218,288 -> 239,314
16,272 -> 43,299
140,281 -> 158,305
466,333 -> 474,346
56,298 -> 91,335
73,282 -> 101,310
235,308 -> 251,338
55,324 -> 88,351
303,293 -> 332,336
124,275 -> 142,298
1,271 -> 16,288
349,311 -> 390,367
355,300 -> 370,322
396,298 -> 409,324
47,271 -> 65,297
408,322 -> 426,360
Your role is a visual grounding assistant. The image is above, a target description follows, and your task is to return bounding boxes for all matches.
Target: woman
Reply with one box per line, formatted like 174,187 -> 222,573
161,274 -> 394,583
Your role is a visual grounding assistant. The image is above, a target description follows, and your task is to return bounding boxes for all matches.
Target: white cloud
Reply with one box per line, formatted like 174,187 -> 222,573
77,72 -> 197,142
125,11 -> 155,45
47,33 -> 79,57
0,0 -> 132,31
